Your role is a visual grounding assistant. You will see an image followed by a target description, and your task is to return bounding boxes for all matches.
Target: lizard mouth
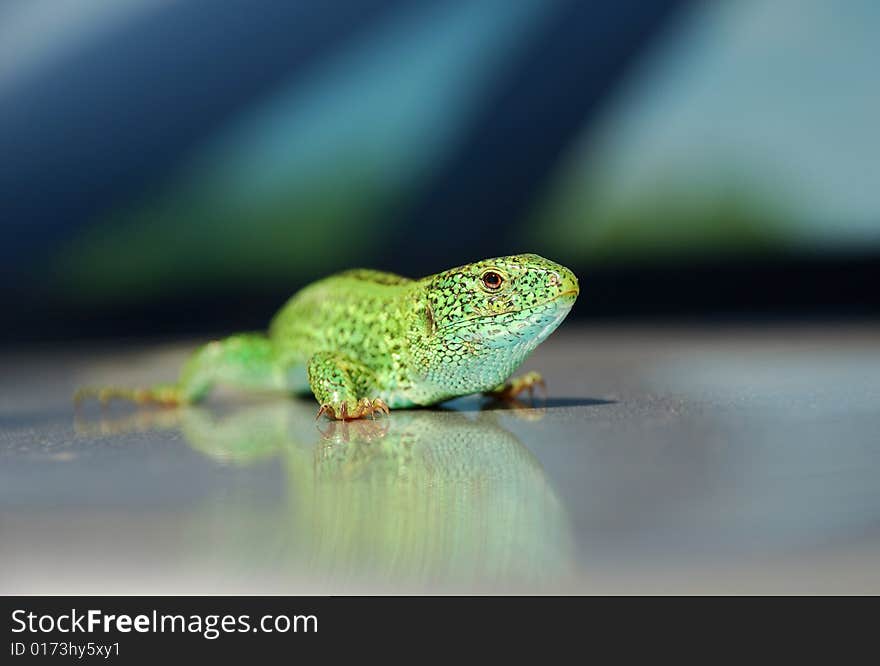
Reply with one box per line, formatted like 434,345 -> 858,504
440,293 -> 575,332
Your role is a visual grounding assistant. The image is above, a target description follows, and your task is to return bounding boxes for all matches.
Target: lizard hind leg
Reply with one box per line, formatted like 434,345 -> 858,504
74,334 -> 290,408
73,383 -> 183,407
307,351 -> 389,420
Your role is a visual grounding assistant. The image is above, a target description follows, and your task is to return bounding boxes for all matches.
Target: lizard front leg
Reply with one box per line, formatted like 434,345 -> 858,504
484,371 -> 546,403
307,352 -> 390,420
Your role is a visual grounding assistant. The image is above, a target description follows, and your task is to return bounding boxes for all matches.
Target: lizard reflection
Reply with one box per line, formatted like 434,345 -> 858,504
79,401 -> 575,589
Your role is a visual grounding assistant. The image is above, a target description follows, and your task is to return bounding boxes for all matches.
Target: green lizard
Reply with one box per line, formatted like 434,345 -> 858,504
75,253 -> 578,419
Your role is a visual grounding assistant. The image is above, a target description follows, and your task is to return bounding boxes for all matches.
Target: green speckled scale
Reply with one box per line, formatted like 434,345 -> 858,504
75,254 -> 579,419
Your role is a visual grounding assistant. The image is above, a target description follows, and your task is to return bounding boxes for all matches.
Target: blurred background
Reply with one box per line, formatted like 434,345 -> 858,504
3,0 -> 880,596
1,0 -> 878,343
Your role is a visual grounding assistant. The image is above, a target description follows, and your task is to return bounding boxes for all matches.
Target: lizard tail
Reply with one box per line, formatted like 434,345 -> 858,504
73,333 -> 283,409
73,383 -> 184,407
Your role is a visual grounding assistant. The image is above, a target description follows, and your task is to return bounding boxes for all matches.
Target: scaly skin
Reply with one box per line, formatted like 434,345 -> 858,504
74,254 -> 579,419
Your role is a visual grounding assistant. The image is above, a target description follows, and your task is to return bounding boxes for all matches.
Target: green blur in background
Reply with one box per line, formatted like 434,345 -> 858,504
4,0 -> 879,319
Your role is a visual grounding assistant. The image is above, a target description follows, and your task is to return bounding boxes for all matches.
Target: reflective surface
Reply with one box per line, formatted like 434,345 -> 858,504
2,326 -> 880,593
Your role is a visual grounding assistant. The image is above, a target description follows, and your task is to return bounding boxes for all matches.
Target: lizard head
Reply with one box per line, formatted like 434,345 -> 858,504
415,254 -> 579,394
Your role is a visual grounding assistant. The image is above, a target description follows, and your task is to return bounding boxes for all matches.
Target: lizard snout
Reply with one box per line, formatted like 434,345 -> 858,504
547,266 -> 579,303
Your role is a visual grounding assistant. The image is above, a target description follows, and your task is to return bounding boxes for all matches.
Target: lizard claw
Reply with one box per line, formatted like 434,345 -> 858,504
315,403 -> 337,420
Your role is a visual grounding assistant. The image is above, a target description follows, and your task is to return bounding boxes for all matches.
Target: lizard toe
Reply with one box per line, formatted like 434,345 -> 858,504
315,403 -> 337,420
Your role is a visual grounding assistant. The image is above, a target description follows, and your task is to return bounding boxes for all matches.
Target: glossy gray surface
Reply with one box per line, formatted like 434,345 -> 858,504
2,325 -> 879,594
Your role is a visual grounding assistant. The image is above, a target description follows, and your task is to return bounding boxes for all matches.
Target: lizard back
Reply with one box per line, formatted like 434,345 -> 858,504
269,269 -> 416,376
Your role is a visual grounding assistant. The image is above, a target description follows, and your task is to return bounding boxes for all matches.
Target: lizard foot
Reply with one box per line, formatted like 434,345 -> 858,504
485,371 -> 546,403
315,398 -> 390,421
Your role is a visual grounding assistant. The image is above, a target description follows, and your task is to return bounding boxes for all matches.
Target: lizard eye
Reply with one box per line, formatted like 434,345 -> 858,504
481,271 -> 504,291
